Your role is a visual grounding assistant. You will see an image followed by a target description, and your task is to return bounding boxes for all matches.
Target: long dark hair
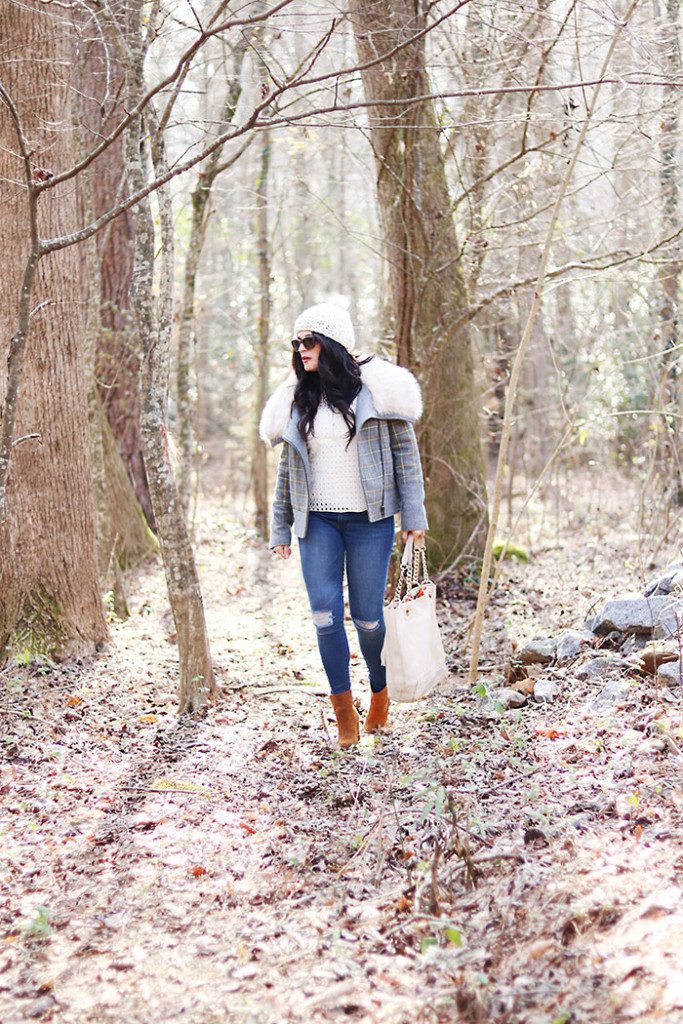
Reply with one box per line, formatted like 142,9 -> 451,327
292,332 -> 372,446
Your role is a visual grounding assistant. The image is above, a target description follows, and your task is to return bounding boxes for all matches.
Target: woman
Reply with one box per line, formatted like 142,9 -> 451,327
259,299 -> 428,748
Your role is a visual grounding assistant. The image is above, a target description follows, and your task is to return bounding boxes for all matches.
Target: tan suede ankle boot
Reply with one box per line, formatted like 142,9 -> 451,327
330,691 -> 360,748
364,688 -> 390,733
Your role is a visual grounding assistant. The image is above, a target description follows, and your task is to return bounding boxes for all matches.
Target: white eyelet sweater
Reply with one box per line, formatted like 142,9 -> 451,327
306,397 -> 367,512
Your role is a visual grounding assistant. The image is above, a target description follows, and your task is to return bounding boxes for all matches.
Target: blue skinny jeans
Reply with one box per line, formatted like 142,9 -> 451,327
298,511 -> 395,695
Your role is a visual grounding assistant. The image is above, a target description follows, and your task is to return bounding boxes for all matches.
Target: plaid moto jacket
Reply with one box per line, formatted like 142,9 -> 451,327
259,356 -> 428,549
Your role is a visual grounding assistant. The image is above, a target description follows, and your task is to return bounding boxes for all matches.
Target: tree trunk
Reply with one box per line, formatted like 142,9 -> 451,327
124,4 -> 215,713
0,3 -> 107,661
176,182 -> 210,520
657,0 -> 682,501
488,299 -> 515,458
101,401 -> 159,570
253,126 -> 272,538
82,174 -> 130,619
176,39 -> 251,518
79,10 -> 155,528
349,0 -> 489,570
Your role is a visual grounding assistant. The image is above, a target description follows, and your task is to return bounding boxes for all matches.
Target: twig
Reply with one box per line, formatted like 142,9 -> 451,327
334,820 -> 382,874
0,707 -> 47,722
222,683 -> 327,696
429,840 -> 442,915
399,808 -> 495,848
452,849 -> 525,867
319,703 -> 332,744
119,785 -> 216,795
11,433 -> 41,448
660,731 -> 683,759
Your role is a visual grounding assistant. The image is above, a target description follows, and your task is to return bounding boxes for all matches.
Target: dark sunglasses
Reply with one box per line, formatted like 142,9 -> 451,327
291,334 -> 317,352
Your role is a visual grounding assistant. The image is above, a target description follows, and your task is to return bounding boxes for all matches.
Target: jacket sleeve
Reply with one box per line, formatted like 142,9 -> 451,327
269,444 -> 294,548
388,419 -> 429,531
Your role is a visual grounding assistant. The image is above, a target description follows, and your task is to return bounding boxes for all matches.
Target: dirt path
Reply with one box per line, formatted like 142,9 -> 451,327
1,483 -> 683,1024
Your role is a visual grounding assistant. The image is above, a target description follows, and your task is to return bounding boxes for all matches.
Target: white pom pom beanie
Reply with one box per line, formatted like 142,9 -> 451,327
293,297 -> 356,353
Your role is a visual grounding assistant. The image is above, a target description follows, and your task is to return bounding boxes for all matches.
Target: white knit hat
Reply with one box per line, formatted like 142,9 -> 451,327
293,296 -> 356,353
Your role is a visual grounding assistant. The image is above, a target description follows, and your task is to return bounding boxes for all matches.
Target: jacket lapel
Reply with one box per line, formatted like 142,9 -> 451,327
354,384 -> 378,433
283,406 -> 310,481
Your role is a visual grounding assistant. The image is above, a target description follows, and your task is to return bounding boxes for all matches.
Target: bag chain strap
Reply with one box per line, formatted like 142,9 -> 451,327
392,543 -> 428,602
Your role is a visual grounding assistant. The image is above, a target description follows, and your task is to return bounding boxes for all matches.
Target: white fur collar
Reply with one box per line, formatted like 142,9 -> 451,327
259,356 -> 422,445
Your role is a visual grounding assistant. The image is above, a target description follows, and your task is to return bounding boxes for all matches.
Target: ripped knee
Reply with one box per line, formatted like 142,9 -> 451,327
353,617 -> 380,632
312,609 -> 334,629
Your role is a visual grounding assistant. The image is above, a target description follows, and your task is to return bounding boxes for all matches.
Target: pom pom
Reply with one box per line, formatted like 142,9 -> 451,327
324,293 -> 351,311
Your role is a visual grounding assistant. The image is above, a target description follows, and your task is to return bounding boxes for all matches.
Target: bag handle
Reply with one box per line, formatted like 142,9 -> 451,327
393,535 -> 428,601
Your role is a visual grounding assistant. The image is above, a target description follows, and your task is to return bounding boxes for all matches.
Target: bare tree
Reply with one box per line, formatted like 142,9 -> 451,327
123,2 -> 216,712
252,123 -> 273,538
175,34 -> 253,519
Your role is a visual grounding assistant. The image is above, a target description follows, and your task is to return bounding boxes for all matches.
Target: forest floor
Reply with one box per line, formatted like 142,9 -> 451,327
1,466 -> 683,1024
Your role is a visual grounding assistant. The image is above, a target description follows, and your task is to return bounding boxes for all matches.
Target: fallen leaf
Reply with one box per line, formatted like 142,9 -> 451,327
191,865 -> 207,877
512,677 -> 536,696
150,776 -> 212,796
535,727 -> 567,739
130,814 -> 166,830
527,938 -> 556,960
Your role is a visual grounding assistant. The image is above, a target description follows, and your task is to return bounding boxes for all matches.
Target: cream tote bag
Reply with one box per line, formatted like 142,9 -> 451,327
381,537 -> 448,702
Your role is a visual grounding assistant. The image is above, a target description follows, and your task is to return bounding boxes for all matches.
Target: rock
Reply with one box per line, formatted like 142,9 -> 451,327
590,677 -> 632,710
644,562 -> 683,597
637,736 -> 667,754
554,628 -> 594,663
25,996 -> 57,1019
492,687 -> 527,709
639,885 -> 682,917
518,637 -> 556,665
575,656 -> 632,680
533,678 -> 560,702
610,756 -> 634,779
619,633 -> 651,655
652,601 -> 683,639
656,661 -> 683,686
633,640 -> 679,675
592,595 -> 679,636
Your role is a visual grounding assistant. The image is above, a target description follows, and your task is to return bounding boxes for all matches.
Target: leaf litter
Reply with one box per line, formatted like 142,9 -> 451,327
1,469 -> 682,1023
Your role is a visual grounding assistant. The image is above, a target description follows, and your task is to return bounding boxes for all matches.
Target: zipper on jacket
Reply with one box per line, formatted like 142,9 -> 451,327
356,420 -> 376,517
379,421 -> 385,515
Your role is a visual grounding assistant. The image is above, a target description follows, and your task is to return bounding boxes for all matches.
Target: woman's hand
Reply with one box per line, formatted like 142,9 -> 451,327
402,530 -> 426,546
273,545 -> 291,560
